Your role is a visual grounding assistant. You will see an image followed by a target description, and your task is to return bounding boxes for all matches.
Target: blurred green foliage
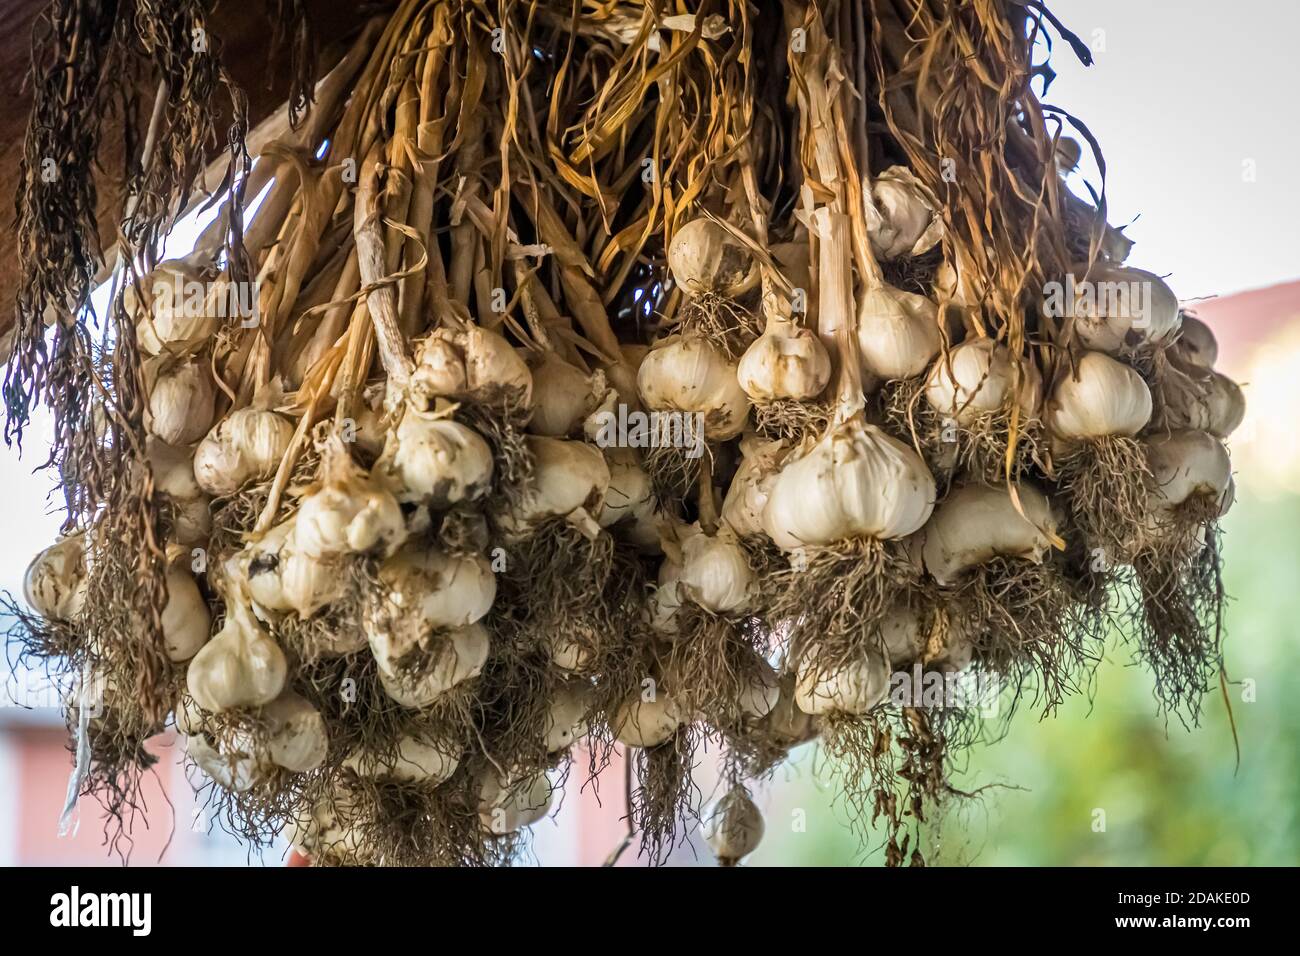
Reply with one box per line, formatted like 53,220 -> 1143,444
751,490 -> 1300,866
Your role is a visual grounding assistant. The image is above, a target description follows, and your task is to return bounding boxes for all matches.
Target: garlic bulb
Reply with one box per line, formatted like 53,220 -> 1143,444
1146,430 -> 1234,516
194,406 -> 294,496
344,734 -> 460,785
920,482 -> 1058,587
879,603 -> 925,667
924,339 -> 1042,424
187,599 -> 287,712
544,679 -> 592,752
530,353 -> 609,437
857,285 -> 942,381
598,448 -> 655,532
478,771 -> 553,834
736,319 -> 831,402
366,546 -> 496,669
148,438 -> 211,545
495,436 -> 610,539
721,436 -> 786,539
411,325 -> 533,409
668,218 -> 758,297
612,689 -> 684,747
287,784 -> 371,862
794,649 -> 890,716
295,438 -> 406,559
145,357 -> 216,446
637,335 -> 750,441
1045,351 -> 1152,439
546,632 -> 595,673
762,420 -> 935,550
376,623 -> 491,709
1159,369 -> 1245,439
244,520 -> 347,619
24,534 -> 88,621
759,673 -> 818,747
260,691 -> 328,772
933,246 -> 987,308
377,404 -> 494,507
648,557 -> 685,636
677,524 -> 754,614
129,259 -> 220,356
736,654 -> 781,720
161,554 -> 210,662
1065,263 -> 1181,353
703,788 -> 765,864
1172,314 -> 1218,369
184,733 -> 263,793
866,165 -> 942,259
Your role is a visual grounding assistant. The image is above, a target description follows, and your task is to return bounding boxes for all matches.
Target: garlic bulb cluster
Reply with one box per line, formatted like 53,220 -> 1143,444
1066,263 -> 1181,354
866,165 -> 943,259
529,353 -> 611,437
145,357 -> 216,446
1045,351 -> 1152,440
612,689 -> 684,747
924,339 -> 1042,424
668,218 -> 758,297
721,436 -> 786,538
187,600 -> 287,712
24,534 -> 88,622
736,318 -> 831,402
478,771 -> 554,834
762,420 -> 935,550
675,523 -> 755,614
920,482 -> 1058,586
794,648 -> 890,716
857,285 -> 942,381
411,325 -> 533,409
637,335 -> 750,440
703,787 -> 765,864
194,405 -> 294,497
377,402 -> 494,507
344,734 -> 460,785
295,438 -> 406,559
494,436 -> 609,539
128,259 -> 220,356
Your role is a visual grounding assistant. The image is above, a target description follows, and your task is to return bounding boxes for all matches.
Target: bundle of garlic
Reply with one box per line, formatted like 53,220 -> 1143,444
4,0 -> 1242,869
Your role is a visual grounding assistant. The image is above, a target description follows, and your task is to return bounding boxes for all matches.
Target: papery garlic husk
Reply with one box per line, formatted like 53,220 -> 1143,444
648,557 -> 685,636
260,691 -> 328,772
668,218 -> 758,297
530,352 -> 609,437
145,357 -> 216,446
1146,430 -> 1234,516
494,436 -> 609,539
194,406 -> 294,496
1172,314 -> 1218,369
933,245 -> 987,309
736,318 -> 831,402
794,648 -> 890,716
24,534 -> 88,621
349,395 -> 388,457
736,653 -> 781,720
366,546 -> 496,670
703,787 -> 765,864
924,339 -> 1042,425
376,623 -> 491,709
129,259 -> 221,356
1045,351 -> 1153,439
866,165 -> 943,259
162,549 -> 210,662
1158,369 -> 1245,439
377,403 -> 494,507
478,770 -> 554,834
187,599 -> 287,712
612,688 -> 684,747
343,734 -> 460,785
544,679 -> 593,752
762,420 -> 936,550
184,733 -> 263,792
920,482 -> 1058,587
721,435 -> 787,539
287,783 -> 371,862
411,325 -> 534,409
857,285 -> 942,381
879,603 -> 926,667
637,335 -> 750,440
677,523 -> 755,614
244,521 -> 347,619
546,632 -> 596,673
1065,263 -> 1181,353
295,437 -> 406,559
598,448 -> 654,528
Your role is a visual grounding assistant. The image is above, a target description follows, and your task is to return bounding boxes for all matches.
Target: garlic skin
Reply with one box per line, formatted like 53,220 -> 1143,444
703,788 -> 765,864
612,689 -> 684,747
759,673 -> 819,748
924,339 -> 1042,424
148,438 -> 212,545
261,691 -> 328,772
762,420 -> 936,550
184,733 -> 263,793
1159,369 -> 1245,439
637,335 -> 750,441
867,165 -> 943,259
495,436 -> 610,539
1065,263 -> 1181,353
145,358 -> 216,446
857,285 -> 942,381
920,483 -> 1058,587
377,623 -> 491,710
648,558 -> 685,636
721,436 -> 787,539
244,521 -> 347,619
530,353 -> 609,437
1172,314 -> 1218,369
187,600 -> 287,713
129,260 -> 220,356
161,561 -> 211,662
736,654 -> 781,720
24,534 -> 88,621
194,407 -> 294,496
677,524 -> 755,614
478,771 -> 554,834
344,734 -> 460,785
411,325 -> 534,409
598,448 -> 655,531
736,319 -> 831,402
933,246 -> 987,309
668,218 -> 758,297
287,785 -> 371,862
1146,430 -> 1234,516
879,603 -> 926,667
544,679 -> 593,752
546,633 -> 595,673
366,547 -> 496,670
1045,351 -> 1153,439
794,649 -> 890,716
295,439 -> 406,559
378,405 -> 494,507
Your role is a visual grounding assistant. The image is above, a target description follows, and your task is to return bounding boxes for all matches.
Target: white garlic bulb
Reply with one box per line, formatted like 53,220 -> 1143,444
867,165 -> 942,259
186,599 -> 287,712
762,419 -> 936,550
343,734 -> 460,785
857,285 -> 942,381
24,534 -> 88,621
129,259 -> 220,356
478,771 -> 554,834
668,218 -> 758,297
495,436 -> 610,539
377,404 -> 494,507
260,691 -> 328,772
1065,263 -> 1181,354
703,788 -> 765,864
598,448 -> 656,532
287,784 -> 371,862
920,482 -> 1058,587
184,733 -> 263,793
147,438 -> 211,545
721,436 -> 786,539
411,325 -> 533,409
736,319 -> 831,402
759,673 -> 819,747
145,357 -> 216,446
879,603 -> 926,666
244,520 -> 347,619
1045,351 -> 1152,439
924,339 -> 1042,424
376,623 -> 491,710
637,335 -> 750,441
1159,369 -> 1245,439
612,689 -> 684,747
161,554 -> 210,662
1172,314 -> 1218,369
544,679 -> 593,752
194,406 -> 294,496
1146,430 -> 1234,516
530,353 -> 609,437
736,653 -> 781,720
546,632 -> 596,673
648,557 -> 685,636
295,438 -> 406,559
794,649 -> 890,716
677,524 -> 755,614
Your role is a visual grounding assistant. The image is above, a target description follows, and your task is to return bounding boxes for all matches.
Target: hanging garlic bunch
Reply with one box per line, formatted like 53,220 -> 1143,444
736,316 -> 831,402
144,356 -> 216,446
529,352 -> 612,437
128,258 -> 221,356
193,389 -> 294,496
161,544 -> 210,662
721,435 -> 787,539
857,284 -> 942,381
637,335 -> 751,440
1045,351 -> 1153,440
1065,263 -> 1181,353
295,436 -> 406,559
478,771 -> 554,834
924,338 -> 1043,424
344,734 -> 460,785
794,648 -> 891,716
377,401 -> 494,507
865,166 -> 943,259
920,483 -> 1059,587
493,436 -> 610,540
147,438 -> 212,546
762,420 -> 935,550
410,324 -> 534,410
24,534 -> 88,622
187,598 -> 287,712
377,623 -> 491,710
703,787 -> 765,865
673,522 -> 755,615
667,217 -> 759,297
